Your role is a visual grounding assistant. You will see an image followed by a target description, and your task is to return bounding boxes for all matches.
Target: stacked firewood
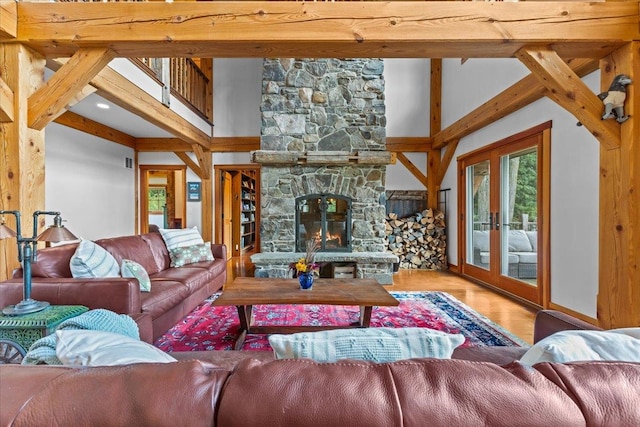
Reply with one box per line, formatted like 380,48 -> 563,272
385,209 -> 448,270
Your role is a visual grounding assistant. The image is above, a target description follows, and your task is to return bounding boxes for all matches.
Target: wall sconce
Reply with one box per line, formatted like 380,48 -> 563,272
0,210 -> 77,316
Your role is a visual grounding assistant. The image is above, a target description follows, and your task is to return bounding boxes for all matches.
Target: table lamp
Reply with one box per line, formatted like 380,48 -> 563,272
0,210 -> 77,315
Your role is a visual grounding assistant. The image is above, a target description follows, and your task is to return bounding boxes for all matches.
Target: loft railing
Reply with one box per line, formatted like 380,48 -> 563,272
134,57 -> 211,123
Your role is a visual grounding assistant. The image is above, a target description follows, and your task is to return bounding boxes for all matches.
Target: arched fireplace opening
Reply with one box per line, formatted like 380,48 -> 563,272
296,194 -> 352,252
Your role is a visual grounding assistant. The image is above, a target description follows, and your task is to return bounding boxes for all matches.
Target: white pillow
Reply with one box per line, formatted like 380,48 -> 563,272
268,327 -> 465,363
56,330 -> 176,366
69,240 -> 120,278
121,259 -> 151,292
159,227 -> 204,250
519,329 -> 640,365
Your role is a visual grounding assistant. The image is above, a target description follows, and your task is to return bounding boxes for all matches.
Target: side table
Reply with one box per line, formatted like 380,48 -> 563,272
0,305 -> 89,364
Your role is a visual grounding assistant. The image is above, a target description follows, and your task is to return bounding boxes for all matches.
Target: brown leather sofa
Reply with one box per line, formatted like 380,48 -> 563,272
3,311 -> 639,426
1,357 -> 638,425
0,232 -> 227,342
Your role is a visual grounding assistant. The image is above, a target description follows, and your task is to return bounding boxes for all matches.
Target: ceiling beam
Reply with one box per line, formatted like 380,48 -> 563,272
54,111 -> 136,149
192,144 -> 211,180
175,152 -> 203,179
516,47 -> 620,150
0,1 -> 17,40
386,137 -> 431,152
432,58 -> 598,149
28,48 -> 115,130
16,2 -> 638,59
0,76 -> 13,122
48,59 -> 212,150
136,136 -> 260,152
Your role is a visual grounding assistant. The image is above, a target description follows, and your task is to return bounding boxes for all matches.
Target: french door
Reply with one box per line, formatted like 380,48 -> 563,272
458,123 -> 550,306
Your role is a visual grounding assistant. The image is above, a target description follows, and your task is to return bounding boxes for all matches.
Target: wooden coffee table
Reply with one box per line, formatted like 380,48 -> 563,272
214,277 -> 399,350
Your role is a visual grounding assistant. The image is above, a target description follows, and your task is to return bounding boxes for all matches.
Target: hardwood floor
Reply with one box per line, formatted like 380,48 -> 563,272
226,255 -> 537,344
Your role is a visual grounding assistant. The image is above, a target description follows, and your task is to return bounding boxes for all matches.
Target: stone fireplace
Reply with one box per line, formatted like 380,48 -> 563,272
251,58 -> 398,284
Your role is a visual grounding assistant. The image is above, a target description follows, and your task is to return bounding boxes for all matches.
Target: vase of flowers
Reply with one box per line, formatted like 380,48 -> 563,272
290,240 -> 319,290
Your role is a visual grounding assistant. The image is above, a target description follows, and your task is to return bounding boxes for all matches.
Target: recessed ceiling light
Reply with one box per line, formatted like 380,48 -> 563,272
96,103 -> 110,109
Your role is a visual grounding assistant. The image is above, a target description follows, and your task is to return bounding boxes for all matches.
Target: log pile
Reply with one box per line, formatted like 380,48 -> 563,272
385,209 -> 447,270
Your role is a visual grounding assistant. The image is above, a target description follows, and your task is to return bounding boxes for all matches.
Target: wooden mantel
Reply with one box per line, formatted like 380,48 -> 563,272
1,1 -> 639,328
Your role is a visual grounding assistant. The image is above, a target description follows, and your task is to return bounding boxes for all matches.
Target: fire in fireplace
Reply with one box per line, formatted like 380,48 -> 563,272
296,194 -> 352,252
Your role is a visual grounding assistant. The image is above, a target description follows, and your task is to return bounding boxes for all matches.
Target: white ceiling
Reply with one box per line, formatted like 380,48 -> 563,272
67,93 -> 174,138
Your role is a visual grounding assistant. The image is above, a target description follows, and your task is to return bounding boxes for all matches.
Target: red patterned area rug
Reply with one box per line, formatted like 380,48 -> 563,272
154,291 -> 528,352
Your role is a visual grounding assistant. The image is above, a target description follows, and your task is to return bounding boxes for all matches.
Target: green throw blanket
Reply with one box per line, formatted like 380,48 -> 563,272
22,309 -> 139,365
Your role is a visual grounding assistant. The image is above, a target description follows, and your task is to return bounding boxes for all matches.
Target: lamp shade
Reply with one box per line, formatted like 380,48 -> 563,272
37,225 -> 78,243
0,223 -> 17,239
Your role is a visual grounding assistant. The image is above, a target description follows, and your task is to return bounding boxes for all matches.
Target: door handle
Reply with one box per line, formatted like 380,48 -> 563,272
495,212 -> 500,230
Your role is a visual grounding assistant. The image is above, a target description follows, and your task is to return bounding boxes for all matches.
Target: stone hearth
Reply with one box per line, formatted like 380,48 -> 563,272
251,58 -> 398,284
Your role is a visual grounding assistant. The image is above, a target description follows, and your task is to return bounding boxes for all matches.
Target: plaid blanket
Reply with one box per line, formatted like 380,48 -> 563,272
22,309 -> 139,365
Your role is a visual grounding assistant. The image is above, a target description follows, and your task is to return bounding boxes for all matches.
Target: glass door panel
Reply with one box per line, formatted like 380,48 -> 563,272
500,148 -> 538,285
466,160 -> 491,271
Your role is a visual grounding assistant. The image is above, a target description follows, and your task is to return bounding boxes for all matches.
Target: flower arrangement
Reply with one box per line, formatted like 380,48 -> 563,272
289,240 -> 320,278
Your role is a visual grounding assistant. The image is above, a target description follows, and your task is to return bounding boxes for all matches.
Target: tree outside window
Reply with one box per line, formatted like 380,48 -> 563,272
149,187 -> 167,214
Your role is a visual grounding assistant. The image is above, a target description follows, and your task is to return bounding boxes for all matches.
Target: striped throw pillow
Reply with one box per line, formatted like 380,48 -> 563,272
268,327 -> 465,363
70,240 -> 120,278
159,227 -> 204,251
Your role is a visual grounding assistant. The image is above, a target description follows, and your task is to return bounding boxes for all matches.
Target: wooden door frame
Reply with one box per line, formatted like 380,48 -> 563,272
457,121 -> 551,308
139,165 -> 187,234
214,164 -> 261,255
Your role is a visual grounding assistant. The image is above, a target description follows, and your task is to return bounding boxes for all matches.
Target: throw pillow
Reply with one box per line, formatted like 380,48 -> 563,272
169,243 -> 214,267
56,330 -> 176,366
268,327 -> 466,363
159,226 -> 204,251
121,259 -> 151,292
69,240 -> 120,278
519,329 -> 640,366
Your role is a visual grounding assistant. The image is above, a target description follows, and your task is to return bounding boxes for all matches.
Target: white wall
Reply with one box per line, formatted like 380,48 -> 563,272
45,123 -> 135,240
439,59 -> 600,317
213,58 -> 262,137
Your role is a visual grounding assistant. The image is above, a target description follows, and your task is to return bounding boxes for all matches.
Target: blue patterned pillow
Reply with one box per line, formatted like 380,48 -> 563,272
268,327 -> 465,363
159,227 -> 204,251
70,240 -> 120,278
121,259 -> 151,292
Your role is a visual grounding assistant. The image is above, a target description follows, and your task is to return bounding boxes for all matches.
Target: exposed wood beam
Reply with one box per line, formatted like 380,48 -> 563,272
28,48 -> 115,130
16,2 -> 637,59
0,76 -> 13,122
0,44 -> 45,281
49,59 -> 212,150
192,144 -> 211,180
200,155 -> 213,243
432,58 -> 598,149
54,111 -> 136,149
136,136 -> 260,152
516,47 -> 620,150
211,137 -> 260,152
598,43 -> 640,328
396,152 -> 427,188
0,1 -> 17,40
386,137 -> 431,152
427,58 -> 442,209
93,67 -> 213,151
436,138 -> 460,185
136,138 -> 190,152
175,152 -> 203,179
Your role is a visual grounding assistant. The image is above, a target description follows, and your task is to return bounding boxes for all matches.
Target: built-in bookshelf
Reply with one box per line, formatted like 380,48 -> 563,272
239,170 -> 256,253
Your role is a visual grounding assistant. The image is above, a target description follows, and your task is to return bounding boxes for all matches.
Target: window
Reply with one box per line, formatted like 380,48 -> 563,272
148,187 -> 167,214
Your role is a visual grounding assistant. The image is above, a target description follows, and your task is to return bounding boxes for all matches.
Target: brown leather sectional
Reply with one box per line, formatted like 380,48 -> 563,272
2,357 -> 638,426
0,232 -> 227,342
